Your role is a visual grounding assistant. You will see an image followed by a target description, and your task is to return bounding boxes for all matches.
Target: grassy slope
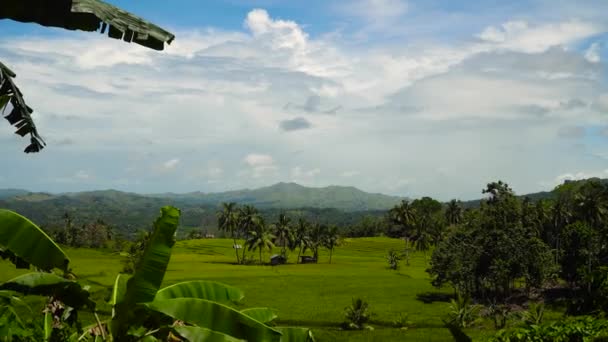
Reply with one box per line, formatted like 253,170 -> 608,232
0,237 -> 500,341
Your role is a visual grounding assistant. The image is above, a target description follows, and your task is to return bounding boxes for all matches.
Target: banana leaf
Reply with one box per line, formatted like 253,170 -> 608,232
276,327 -> 316,342
147,298 -> 282,342
174,326 -> 244,342
0,273 -> 94,310
0,209 -> 69,271
110,274 -> 128,306
111,206 -> 180,337
155,281 -> 244,303
241,308 -> 278,324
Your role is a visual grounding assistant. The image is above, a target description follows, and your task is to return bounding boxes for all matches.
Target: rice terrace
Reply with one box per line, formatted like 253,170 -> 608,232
2,0 -> 608,341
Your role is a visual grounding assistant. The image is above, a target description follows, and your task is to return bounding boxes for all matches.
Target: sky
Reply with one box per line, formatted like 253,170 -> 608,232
1,0 -> 607,200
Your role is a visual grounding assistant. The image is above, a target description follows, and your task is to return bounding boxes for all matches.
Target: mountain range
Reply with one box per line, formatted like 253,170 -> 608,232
1,179 -> 604,237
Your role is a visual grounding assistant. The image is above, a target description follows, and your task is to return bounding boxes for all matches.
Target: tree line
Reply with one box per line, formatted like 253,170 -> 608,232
217,203 -> 339,264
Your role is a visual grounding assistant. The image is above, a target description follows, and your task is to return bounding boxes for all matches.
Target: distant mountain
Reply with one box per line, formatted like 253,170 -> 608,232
0,183 -> 402,237
152,182 -> 404,211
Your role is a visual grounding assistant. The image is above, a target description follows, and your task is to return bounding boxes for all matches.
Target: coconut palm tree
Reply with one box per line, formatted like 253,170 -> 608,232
307,223 -> 326,262
390,200 -> 417,246
245,217 -> 275,264
324,225 -> 339,264
273,213 -> 293,258
238,205 -> 260,263
445,199 -> 463,226
294,218 -> 310,264
217,202 -> 241,264
1,0 -> 174,153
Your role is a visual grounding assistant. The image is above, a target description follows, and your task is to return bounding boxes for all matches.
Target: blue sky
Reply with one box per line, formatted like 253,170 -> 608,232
0,0 -> 607,200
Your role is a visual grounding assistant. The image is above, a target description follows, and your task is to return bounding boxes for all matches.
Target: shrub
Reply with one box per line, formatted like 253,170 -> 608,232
491,316 -> 608,342
343,298 -> 373,330
447,295 -> 480,328
386,249 -> 401,270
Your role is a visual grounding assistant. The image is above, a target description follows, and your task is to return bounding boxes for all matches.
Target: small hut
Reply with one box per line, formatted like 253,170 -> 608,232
270,254 -> 286,266
299,256 -> 317,264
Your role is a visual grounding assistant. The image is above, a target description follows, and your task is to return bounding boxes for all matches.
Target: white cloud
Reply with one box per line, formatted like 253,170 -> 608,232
477,19 -> 601,53
243,154 -> 278,179
585,42 -> 601,63
1,8 -> 607,199
163,159 -> 180,170
74,170 -> 91,180
552,169 -> 608,185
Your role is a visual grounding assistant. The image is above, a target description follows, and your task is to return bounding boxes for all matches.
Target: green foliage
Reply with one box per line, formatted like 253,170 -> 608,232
520,302 -> 544,326
146,298 -> 282,341
241,307 -> 278,324
111,206 -> 180,337
446,295 -> 479,329
343,298 -> 373,331
155,280 -> 244,303
429,181 -> 556,301
386,249 -> 401,270
173,326 -> 244,342
392,313 -> 413,330
276,327 -> 316,342
0,209 -> 69,272
491,316 -> 608,342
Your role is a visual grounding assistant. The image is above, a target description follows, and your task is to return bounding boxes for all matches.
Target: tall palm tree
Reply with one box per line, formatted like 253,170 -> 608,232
239,205 -> 260,263
294,218 -> 310,264
273,213 -> 293,258
324,225 -> 339,264
245,217 -> 275,264
445,199 -> 463,226
217,202 -> 241,264
308,223 -> 326,262
390,200 -> 417,246
575,182 -> 608,229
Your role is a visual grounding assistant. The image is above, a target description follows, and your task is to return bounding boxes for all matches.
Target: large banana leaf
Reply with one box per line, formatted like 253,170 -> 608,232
155,281 -> 244,303
147,298 -> 282,342
276,328 -> 316,342
241,308 -> 278,324
174,326 -> 244,342
0,209 -> 69,271
0,273 -> 94,310
125,206 -> 180,304
110,274 -> 128,306
111,206 -> 180,337
1,0 -> 175,51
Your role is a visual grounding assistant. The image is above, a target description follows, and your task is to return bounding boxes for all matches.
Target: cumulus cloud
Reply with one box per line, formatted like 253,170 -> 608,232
1,7 -> 607,199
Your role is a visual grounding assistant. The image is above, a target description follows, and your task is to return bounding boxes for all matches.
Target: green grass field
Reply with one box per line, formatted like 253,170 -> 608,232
0,237 -> 506,341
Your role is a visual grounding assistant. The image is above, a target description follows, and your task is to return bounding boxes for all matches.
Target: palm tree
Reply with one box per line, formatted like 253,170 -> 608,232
245,217 -> 275,264
217,202 -> 241,264
324,225 -> 339,264
445,200 -> 463,226
273,213 -> 293,258
1,0 -> 174,153
390,200 -> 417,246
308,223 -> 326,262
238,205 -> 260,263
575,181 -> 608,229
294,218 -> 310,264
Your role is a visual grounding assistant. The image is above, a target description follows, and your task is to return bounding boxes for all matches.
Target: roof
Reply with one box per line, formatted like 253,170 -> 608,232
1,0 -> 175,50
